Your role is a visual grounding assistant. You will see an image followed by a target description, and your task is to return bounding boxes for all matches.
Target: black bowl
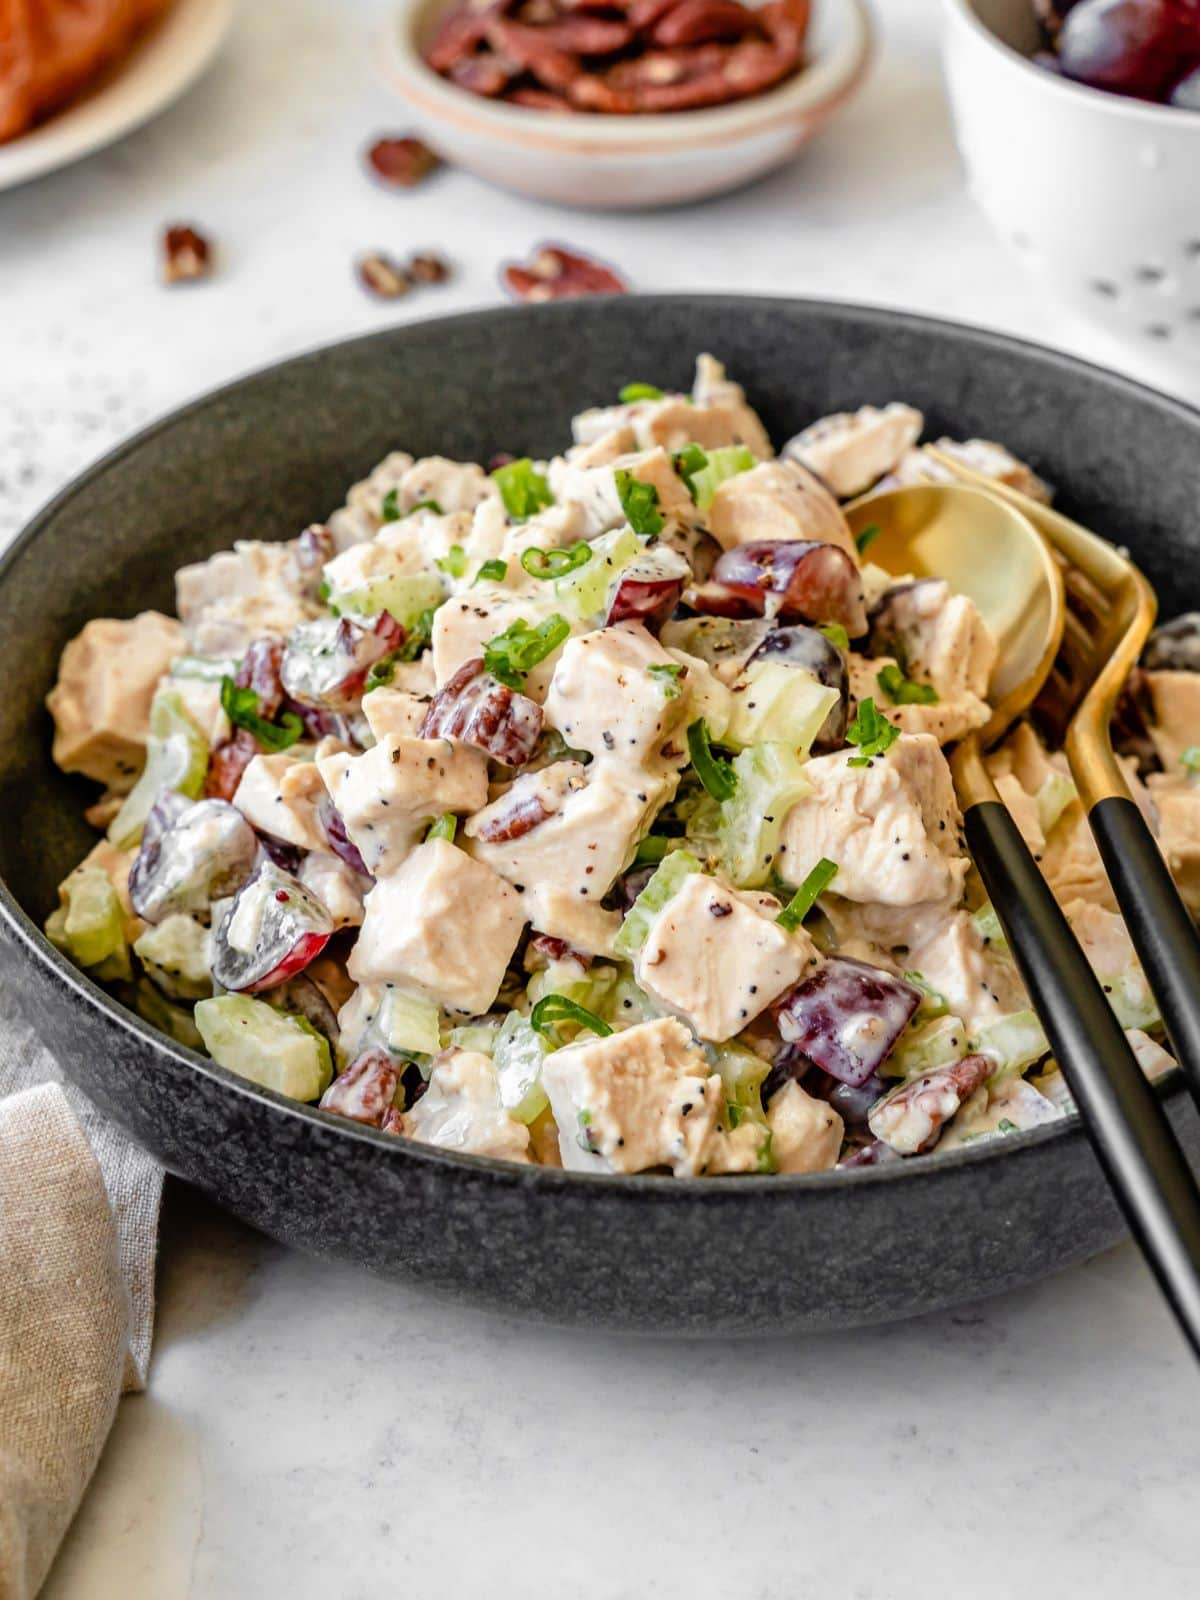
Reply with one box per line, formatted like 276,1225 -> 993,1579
3,295 -> 1198,1336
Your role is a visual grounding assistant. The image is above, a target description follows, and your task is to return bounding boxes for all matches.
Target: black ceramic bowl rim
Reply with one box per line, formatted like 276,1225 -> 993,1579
2,293 -> 1193,1201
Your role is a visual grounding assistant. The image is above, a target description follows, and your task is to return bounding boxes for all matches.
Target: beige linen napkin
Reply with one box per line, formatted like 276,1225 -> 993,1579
0,973 -> 162,1600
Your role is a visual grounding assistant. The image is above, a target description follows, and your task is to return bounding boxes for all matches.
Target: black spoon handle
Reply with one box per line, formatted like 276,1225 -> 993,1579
965,799 -> 1200,1358
1087,795 -> 1200,1112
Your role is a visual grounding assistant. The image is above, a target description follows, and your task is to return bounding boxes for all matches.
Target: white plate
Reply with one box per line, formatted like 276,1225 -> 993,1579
0,0 -> 236,194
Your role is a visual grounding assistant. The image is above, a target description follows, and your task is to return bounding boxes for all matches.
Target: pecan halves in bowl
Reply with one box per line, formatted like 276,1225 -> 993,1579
424,0 -> 811,113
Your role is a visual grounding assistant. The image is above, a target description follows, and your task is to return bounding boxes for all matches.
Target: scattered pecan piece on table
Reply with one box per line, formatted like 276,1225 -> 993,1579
366,135 -> 442,187
162,225 -> 212,285
357,253 -> 413,299
408,252 -> 452,284
502,243 -> 628,302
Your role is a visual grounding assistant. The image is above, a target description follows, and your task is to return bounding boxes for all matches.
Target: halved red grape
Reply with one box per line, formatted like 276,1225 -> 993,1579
281,611 -> 405,711
236,636 -> 286,719
205,729 -> 259,801
210,862 -> 334,993
607,546 -> 690,631
684,578 -> 766,619
868,1053 -> 991,1155
295,524 -> 336,595
773,958 -> 921,1087
317,794 -> 372,877
318,1050 -> 399,1126
129,796 -> 259,924
837,1139 -> 899,1169
750,623 -> 849,747
711,541 -> 868,634
418,657 -> 543,765
1058,0 -> 1197,99
266,973 -> 342,1048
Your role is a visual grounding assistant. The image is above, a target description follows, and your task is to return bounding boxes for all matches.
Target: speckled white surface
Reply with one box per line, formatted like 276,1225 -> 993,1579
4,2 -> 1199,1595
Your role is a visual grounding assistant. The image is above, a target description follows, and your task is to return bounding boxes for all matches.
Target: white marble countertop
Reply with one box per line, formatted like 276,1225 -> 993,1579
3,1 -> 1199,1594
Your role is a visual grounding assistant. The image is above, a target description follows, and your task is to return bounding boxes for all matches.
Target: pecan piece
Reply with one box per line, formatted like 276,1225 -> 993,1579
204,729 -> 259,802
486,17 -> 581,90
358,253 -> 413,299
366,135 -> 442,188
408,252 -> 452,284
473,789 -> 554,842
450,50 -> 521,96
506,85 -> 577,110
538,15 -> 636,52
162,225 -> 212,285
502,243 -> 628,302
419,658 -> 544,766
236,636 -> 287,719
319,1051 -> 400,1127
650,0 -> 759,48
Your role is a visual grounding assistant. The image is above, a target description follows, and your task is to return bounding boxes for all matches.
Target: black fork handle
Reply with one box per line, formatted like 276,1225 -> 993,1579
965,799 -> 1200,1358
1088,796 -> 1200,1111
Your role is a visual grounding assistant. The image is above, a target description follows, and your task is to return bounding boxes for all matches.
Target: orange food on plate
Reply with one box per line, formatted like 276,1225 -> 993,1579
0,0 -> 173,143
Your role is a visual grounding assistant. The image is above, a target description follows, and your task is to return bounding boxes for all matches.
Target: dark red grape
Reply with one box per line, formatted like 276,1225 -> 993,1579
236,636 -> 286,719
318,1050 -> 400,1126
295,524 -> 336,596
317,794 -> 372,878
685,578 -> 766,620
773,959 -> 921,1087
750,624 -> 849,748
1058,0 -> 1199,99
281,611 -> 404,711
418,657 -> 543,765
266,973 -> 342,1048
205,728 -> 259,802
129,797 -> 258,924
710,541 -> 868,635
607,547 -> 689,631
210,862 -> 334,993
837,1139 -> 900,1169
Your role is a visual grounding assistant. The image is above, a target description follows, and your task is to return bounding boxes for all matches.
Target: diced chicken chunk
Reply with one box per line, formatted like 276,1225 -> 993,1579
866,579 -> 997,742
232,753 -> 328,853
1143,670 -> 1200,773
401,1049 -> 531,1163
548,445 -> 699,539
570,357 -> 772,461
702,1119 -> 774,1174
325,450 -> 414,548
1127,1028 -> 1177,1083
361,686 -> 431,741
175,541 -> 319,655
903,908 -> 1028,1031
349,840 -> 524,1014
521,884 -> 622,960
465,761 -> 669,919
318,735 -> 488,876
47,611 -> 186,788
542,1017 -> 722,1176
779,735 -> 967,908
707,459 -> 857,562
1041,803 -> 1116,912
767,1080 -> 845,1174
635,873 -> 819,1042
846,651 -> 990,746
933,437 -> 1052,504
1063,898 -> 1159,1030
432,590 -> 577,701
297,851 -> 368,929
395,457 -> 500,516
783,404 -> 923,499
545,622 -> 690,770
1148,773 -> 1200,912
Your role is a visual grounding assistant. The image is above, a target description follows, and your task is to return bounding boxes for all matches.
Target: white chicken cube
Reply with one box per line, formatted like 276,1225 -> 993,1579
47,611 -> 185,788
318,735 -> 488,876
401,1049 -> 531,1163
767,1081 -> 845,1173
903,907 -> 1028,1032
635,873 -> 820,1042
325,450 -> 414,548
548,446 -> 700,538
871,579 -> 996,713
432,590 -> 577,702
1147,773 -> 1200,913
707,459 -> 857,562
232,753 -> 328,853
349,840 -> 524,1014
847,650 -> 991,748
544,622 -> 691,770
395,456 -> 500,516
298,851 -> 368,929
175,541 -> 319,655
1144,670 -> 1200,772
783,403 -> 924,499
779,734 -> 967,908
464,760 -> 670,913
542,1017 -> 722,1176
360,686 -> 431,741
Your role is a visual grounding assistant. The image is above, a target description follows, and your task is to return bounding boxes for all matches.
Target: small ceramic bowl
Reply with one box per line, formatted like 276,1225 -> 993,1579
942,0 -> 1200,398
380,0 -> 872,209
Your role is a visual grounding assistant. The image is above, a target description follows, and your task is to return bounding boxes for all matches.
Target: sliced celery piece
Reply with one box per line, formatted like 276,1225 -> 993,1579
723,660 -> 839,755
1036,770 -> 1077,836
378,987 -> 442,1057
884,1014 -> 968,1080
972,1010 -> 1050,1079
554,527 -> 641,621
716,743 -> 812,889
334,573 -> 444,626
195,993 -> 333,1101
493,1012 -> 550,1123
108,689 -> 208,850
134,914 -> 213,1001
689,445 -> 754,512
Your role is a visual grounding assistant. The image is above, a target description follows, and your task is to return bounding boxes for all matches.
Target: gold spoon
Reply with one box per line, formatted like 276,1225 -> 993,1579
844,483 -> 1200,1357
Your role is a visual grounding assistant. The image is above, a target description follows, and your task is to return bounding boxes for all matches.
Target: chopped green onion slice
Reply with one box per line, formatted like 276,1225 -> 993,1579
877,663 -> 939,706
220,677 -> 303,753
520,543 -> 593,580
398,608 -> 436,663
819,623 -> 850,653
673,443 -> 708,498
364,655 -> 397,692
634,834 -> 670,866
648,662 -> 685,699
474,559 -> 508,585
381,488 -> 401,522
492,458 -> 553,521
619,382 -> 664,403
856,522 -> 883,555
483,614 -> 570,690
529,994 -> 613,1044
687,718 -> 738,802
425,813 -> 457,843
614,469 -> 664,538
317,578 -> 331,604
1181,746 -> 1200,773
845,697 -> 899,766
777,858 -> 838,932
406,498 -> 444,517
435,544 -> 468,578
